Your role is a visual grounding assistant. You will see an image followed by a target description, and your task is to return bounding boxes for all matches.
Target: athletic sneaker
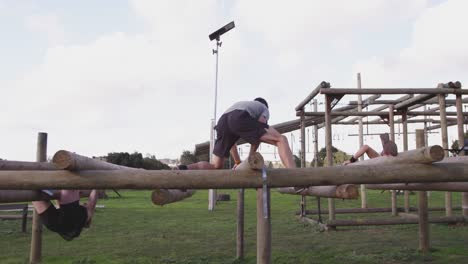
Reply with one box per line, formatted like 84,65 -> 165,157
41,189 -> 55,196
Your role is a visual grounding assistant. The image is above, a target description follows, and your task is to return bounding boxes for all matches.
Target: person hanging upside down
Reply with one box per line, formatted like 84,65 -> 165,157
179,97 -> 296,170
32,190 -> 98,241
344,133 -> 398,165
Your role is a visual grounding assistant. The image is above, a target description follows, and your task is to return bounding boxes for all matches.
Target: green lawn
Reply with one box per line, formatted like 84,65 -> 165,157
1,190 -> 467,264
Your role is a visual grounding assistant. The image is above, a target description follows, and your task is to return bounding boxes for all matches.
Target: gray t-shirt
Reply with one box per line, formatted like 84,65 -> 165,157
224,101 -> 270,122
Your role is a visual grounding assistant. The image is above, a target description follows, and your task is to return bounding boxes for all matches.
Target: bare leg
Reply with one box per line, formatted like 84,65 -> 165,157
260,127 -> 296,168
353,145 -> 380,160
32,201 -> 52,214
84,190 -> 98,227
57,190 -> 80,205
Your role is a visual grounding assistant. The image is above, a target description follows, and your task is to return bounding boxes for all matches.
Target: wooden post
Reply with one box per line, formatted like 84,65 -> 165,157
300,112 -> 306,168
313,100 -> 319,168
389,105 -> 397,216
455,92 -> 468,217
357,73 -> 367,209
254,152 -> 270,264
236,153 -> 264,260
402,110 -> 410,213
416,129 -> 430,253
30,132 -> 46,264
439,89 -> 452,216
325,95 -> 336,221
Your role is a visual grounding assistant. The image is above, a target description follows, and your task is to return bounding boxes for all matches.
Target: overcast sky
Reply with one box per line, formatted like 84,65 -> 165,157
1,0 -> 467,162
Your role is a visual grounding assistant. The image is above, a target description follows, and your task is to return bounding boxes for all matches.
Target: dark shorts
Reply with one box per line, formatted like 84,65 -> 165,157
213,110 -> 269,158
40,200 -> 88,241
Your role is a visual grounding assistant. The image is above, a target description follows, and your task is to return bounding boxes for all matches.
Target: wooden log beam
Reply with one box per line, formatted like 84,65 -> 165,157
278,185 -> 359,199
350,146 -> 444,166
295,81 -> 330,111
0,190 -> 91,203
395,94 -> 438,110
2,162 -> 468,190
301,111 -> 468,117
151,189 -> 195,206
52,150 -> 131,170
327,216 -> 467,227
320,88 -> 468,95
296,207 -> 456,215
366,183 -> 468,192
0,160 -> 57,170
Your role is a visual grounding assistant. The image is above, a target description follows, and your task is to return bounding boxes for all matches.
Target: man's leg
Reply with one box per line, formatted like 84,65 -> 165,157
259,127 -> 295,168
353,144 -> 379,160
32,201 -> 52,214
84,190 -> 98,227
57,190 -> 80,205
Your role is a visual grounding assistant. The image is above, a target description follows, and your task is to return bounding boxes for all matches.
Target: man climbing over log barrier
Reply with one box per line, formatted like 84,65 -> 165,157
178,98 -> 296,170
32,189 -> 98,241
344,133 -> 398,165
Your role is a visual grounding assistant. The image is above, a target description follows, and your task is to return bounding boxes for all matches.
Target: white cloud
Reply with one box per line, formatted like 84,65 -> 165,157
24,14 -> 65,46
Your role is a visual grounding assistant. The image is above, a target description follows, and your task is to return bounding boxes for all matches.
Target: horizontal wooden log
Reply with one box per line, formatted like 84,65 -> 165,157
350,146 -> 444,166
295,81 -> 330,111
366,182 -> 468,192
395,94 -> 437,110
151,189 -> 195,206
296,207 -> 457,215
0,161 -> 468,189
52,150 -> 131,170
0,160 -> 57,170
0,215 -> 32,220
327,216 -> 467,226
320,88 -> 467,95
0,190 -> 93,203
301,111 -> 468,117
278,184 -> 359,199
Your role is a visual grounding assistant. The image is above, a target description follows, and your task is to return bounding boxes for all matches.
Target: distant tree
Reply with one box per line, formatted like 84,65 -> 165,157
451,131 -> 468,155
180,150 -> 198,165
106,152 -> 169,170
310,146 -> 351,167
293,154 -> 301,168
268,161 -> 274,168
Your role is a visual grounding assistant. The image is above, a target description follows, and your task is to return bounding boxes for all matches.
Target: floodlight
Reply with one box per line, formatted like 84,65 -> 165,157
209,21 -> 235,41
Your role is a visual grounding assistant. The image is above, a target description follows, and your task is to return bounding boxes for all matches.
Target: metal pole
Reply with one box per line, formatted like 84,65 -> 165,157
30,132 -> 47,264
209,39 -> 221,211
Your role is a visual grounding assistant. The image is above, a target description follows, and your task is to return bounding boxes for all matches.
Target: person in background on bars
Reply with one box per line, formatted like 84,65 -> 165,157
343,133 -> 398,165
178,97 -> 296,170
32,190 -> 98,241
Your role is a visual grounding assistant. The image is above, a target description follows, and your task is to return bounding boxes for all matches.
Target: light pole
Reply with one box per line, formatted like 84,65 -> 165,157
208,21 -> 235,211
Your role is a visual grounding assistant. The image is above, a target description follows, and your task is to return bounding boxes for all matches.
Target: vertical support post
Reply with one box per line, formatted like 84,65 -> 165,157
257,187 -> 271,264
416,129 -> 430,253
209,120 -> 217,211
237,188 -> 244,259
402,110 -> 410,213
313,100 -> 319,168
439,90 -> 452,216
325,95 -> 335,221
455,93 -> 468,217
299,112 -> 307,216
388,105 -> 397,216
357,73 -> 367,209
300,112 -> 306,168
30,132 -> 47,264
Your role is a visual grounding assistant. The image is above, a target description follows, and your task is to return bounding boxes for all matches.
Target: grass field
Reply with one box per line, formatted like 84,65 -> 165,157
1,190 -> 467,264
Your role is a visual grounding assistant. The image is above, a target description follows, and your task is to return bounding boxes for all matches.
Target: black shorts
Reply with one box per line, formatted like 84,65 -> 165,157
40,200 -> 88,241
213,110 -> 269,158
